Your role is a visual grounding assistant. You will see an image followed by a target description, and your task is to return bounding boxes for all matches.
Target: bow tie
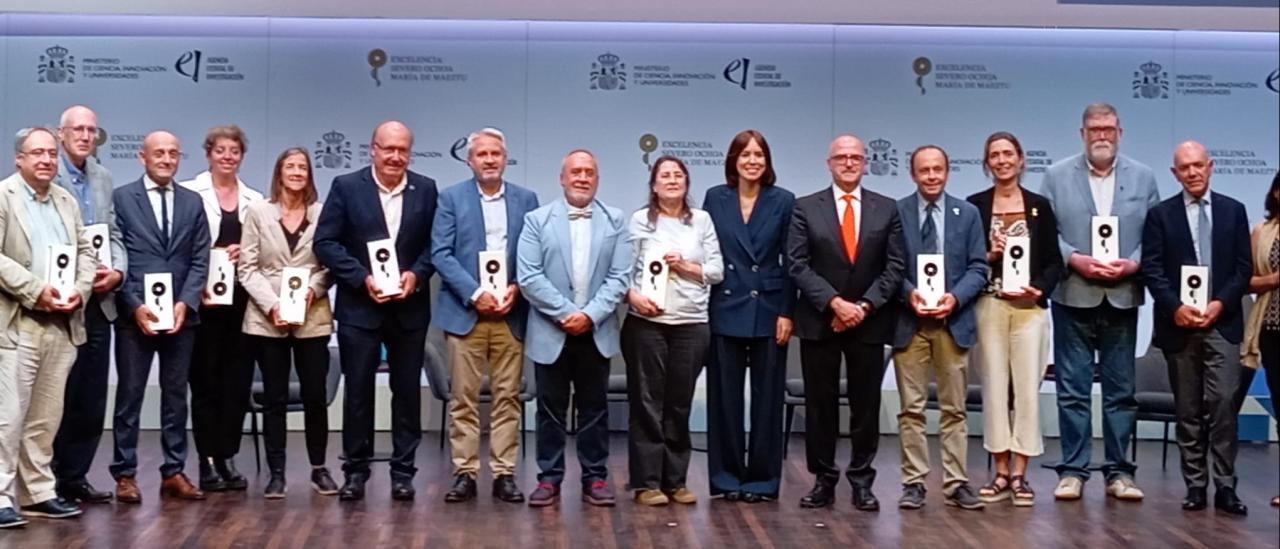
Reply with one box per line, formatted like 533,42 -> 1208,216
568,210 -> 592,220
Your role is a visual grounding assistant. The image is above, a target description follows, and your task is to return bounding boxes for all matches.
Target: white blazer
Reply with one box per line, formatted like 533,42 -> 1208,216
179,170 -> 265,244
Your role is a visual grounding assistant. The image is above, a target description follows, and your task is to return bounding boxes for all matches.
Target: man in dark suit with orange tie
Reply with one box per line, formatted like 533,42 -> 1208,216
788,134 -> 905,510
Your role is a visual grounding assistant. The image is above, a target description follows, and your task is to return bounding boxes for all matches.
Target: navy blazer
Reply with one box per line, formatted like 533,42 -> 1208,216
703,184 -> 796,338
112,177 -> 210,327
431,178 -> 539,339
1141,190 -> 1252,352
314,167 -> 438,331
892,192 -> 988,350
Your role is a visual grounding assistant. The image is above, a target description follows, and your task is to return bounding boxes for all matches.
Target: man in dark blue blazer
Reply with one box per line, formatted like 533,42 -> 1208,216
431,128 -> 538,503
891,145 -> 988,511
788,134 -> 906,510
1141,141 -> 1252,516
110,131 -> 210,503
314,121 -> 437,501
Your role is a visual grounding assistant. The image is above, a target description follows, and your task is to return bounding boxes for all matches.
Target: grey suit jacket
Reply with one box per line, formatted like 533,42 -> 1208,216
0,172 -> 97,346
53,154 -> 125,320
238,200 -> 333,339
1039,152 -> 1160,309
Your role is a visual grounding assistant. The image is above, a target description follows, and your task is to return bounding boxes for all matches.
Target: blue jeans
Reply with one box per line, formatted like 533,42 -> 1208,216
1052,302 -> 1138,482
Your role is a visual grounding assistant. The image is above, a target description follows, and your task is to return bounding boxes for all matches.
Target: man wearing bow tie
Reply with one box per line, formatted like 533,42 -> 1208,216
516,150 -> 631,508
314,120 -> 437,502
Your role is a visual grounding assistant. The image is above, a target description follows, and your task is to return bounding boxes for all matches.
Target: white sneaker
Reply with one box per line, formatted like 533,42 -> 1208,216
1054,477 -> 1083,500
1105,477 -> 1144,501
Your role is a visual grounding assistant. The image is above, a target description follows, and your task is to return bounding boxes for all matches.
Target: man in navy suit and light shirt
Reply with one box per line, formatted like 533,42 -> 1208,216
891,145 -> 989,510
516,149 -> 631,508
109,130 -> 211,503
1040,102 -> 1161,501
0,127 -> 96,528
1141,141 -> 1252,516
431,128 -> 538,504
314,120 -> 437,502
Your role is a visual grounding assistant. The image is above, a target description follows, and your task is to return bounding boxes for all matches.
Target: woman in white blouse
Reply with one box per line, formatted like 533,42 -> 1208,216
622,155 -> 724,506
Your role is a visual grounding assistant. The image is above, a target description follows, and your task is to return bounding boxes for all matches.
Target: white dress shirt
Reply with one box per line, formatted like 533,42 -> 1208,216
469,182 -> 510,304
1088,162 -> 1117,217
568,201 -> 593,308
143,174 -> 176,238
627,208 -> 724,325
372,167 -> 407,241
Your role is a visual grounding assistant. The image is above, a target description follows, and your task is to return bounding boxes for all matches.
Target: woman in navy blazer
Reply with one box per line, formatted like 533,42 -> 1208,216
702,129 -> 796,502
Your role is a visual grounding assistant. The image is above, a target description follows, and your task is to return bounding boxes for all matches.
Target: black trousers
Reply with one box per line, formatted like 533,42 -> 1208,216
1237,327 -> 1280,415
621,317 -> 709,491
799,336 -> 887,488
535,333 -> 611,484
255,335 -> 331,472
337,319 -> 425,481
52,298 -> 112,485
189,293 -> 256,461
706,334 -> 787,497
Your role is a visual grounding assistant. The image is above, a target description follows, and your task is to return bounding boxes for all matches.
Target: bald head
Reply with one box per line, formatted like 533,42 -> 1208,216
827,134 -> 866,192
1171,140 -> 1212,198
370,120 -> 412,188
140,130 -> 181,185
59,105 -> 99,165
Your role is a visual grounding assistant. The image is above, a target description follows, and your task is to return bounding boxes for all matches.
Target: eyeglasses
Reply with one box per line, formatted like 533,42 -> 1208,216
61,125 -> 98,136
372,142 -> 410,156
1085,126 -> 1119,138
829,154 -> 865,166
19,148 -> 58,159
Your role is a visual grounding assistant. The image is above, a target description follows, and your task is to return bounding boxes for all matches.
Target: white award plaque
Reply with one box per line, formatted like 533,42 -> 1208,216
366,238 -> 402,297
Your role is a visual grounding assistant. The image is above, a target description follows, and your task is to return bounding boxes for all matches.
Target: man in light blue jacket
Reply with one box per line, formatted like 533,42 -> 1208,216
516,149 -> 630,508
1040,102 -> 1161,502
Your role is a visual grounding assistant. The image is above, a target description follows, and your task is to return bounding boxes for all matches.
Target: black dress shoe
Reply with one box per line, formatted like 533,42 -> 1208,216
216,458 -> 247,491
740,492 -> 763,504
444,474 -> 477,503
199,457 -> 227,492
1214,487 -> 1248,516
722,491 -> 742,502
799,483 -> 835,508
852,485 -> 880,511
0,508 -> 27,529
338,474 -> 367,501
492,475 -> 525,503
1182,488 -> 1207,510
57,480 -> 113,504
391,479 -> 416,501
20,498 -> 82,519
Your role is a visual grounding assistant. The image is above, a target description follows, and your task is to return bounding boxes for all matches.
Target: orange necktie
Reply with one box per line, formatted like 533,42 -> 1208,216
841,194 -> 858,262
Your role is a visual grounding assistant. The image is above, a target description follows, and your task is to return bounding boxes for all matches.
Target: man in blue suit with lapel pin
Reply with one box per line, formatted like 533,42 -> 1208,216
517,149 -> 631,508
1040,103 -> 1160,502
431,128 -> 538,504
314,120 -> 437,502
110,131 -> 210,503
892,145 -> 988,511
1141,141 -> 1252,515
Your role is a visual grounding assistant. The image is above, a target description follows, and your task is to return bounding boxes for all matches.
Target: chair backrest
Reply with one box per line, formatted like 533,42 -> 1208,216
422,328 -> 451,401
1133,346 -> 1171,394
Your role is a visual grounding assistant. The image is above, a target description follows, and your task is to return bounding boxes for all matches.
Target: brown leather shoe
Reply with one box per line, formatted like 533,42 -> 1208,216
116,476 -> 142,504
160,473 -> 206,500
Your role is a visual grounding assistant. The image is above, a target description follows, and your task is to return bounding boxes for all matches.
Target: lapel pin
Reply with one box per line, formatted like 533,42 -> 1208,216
952,207 -> 960,216
1031,207 -> 1039,217
408,184 -> 416,191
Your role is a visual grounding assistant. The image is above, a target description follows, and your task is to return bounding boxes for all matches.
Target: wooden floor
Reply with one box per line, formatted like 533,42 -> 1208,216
3,433 -> 1277,549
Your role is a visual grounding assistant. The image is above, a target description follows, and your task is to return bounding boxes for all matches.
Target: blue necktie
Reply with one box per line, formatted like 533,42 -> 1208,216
158,186 -> 170,246
1197,198 -> 1212,268
922,203 -> 939,254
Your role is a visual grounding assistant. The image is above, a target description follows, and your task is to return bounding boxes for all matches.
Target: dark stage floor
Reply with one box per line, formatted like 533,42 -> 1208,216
3,433 -> 1277,548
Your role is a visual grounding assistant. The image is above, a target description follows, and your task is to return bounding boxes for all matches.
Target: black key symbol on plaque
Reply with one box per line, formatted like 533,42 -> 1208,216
1187,274 -> 1202,302
648,260 -> 664,292
923,261 -> 939,293
376,248 -> 391,276
1009,245 -> 1024,277
151,281 -> 166,311
485,259 -> 501,288
1097,224 -> 1113,256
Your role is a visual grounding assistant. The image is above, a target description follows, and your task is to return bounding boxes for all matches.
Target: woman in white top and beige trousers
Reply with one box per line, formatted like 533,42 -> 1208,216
622,156 -> 724,506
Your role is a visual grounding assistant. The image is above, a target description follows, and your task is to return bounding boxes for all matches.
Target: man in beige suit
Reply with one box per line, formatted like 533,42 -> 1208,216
0,127 -> 96,528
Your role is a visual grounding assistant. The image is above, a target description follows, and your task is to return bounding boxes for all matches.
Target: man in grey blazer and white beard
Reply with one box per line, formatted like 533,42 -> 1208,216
49,105 -> 126,505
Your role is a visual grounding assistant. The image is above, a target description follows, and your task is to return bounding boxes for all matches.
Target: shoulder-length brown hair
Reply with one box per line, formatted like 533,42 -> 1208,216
724,129 -> 777,188
645,155 -> 693,229
269,147 -> 318,205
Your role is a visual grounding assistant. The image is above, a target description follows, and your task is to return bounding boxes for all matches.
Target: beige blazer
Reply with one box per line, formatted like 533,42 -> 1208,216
239,200 -> 333,338
0,172 -> 96,347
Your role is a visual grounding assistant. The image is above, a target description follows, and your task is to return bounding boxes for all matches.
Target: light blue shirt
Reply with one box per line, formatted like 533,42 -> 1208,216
917,192 -> 945,252
1184,189 -> 1213,265
60,154 -> 96,225
21,180 -> 72,280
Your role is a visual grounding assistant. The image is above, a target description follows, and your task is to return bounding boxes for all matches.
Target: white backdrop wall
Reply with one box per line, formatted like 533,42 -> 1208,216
3,14 -> 1277,436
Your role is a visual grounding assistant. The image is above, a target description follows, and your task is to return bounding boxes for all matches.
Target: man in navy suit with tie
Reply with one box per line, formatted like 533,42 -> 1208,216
1141,141 -> 1252,515
110,131 -> 210,503
315,120 -> 437,502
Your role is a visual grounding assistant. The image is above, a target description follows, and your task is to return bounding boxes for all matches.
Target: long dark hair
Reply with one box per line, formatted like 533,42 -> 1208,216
724,129 -> 777,188
269,147 -> 318,205
1266,171 -> 1280,221
645,155 -> 692,229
